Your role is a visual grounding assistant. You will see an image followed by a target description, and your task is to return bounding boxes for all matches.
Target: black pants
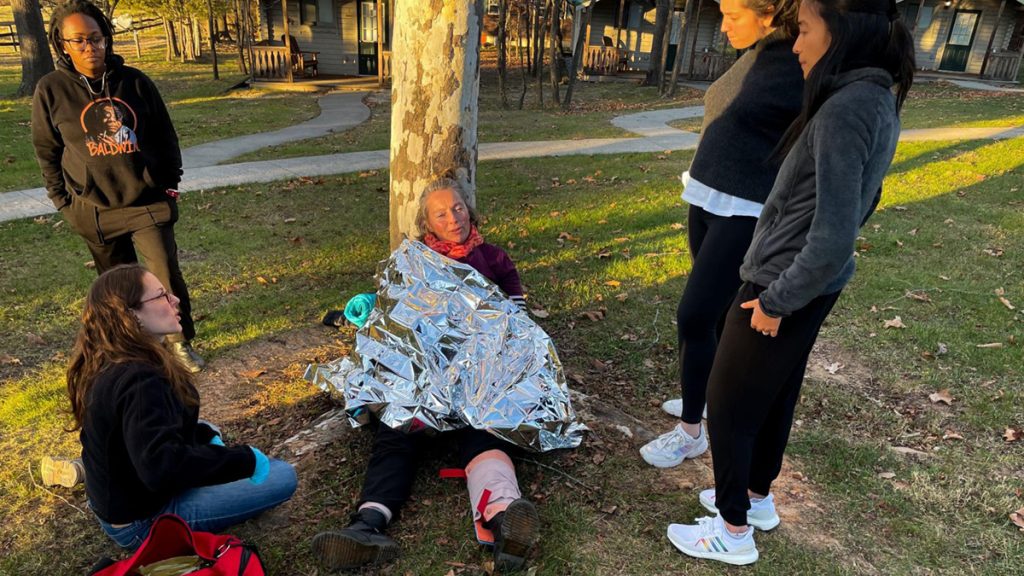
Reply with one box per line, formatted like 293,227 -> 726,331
706,282 -> 840,527
359,424 -> 512,518
64,198 -> 196,340
676,206 -> 758,424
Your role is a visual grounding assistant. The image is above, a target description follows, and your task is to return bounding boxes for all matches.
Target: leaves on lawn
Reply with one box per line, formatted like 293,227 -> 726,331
580,308 -> 606,322
1003,427 -> 1023,443
603,280 -> 621,288
824,362 -> 842,375
976,342 -> 1004,349
239,369 -> 266,379
883,316 -> 906,329
995,288 -> 1015,310
890,446 -> 931,457
529,308 -> 550,319
905,290 -> 932,303
26,333 -> 46,347
928,389 -> 954,405
1010,508 -> 1024,532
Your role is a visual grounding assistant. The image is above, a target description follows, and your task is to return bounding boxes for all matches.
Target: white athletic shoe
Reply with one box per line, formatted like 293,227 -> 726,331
667,515 -> 758,566
698,489 -> 781,531
660,399 -> 707,420
639,423 -> 708,468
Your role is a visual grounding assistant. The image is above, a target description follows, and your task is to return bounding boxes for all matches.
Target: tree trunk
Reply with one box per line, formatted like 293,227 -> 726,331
517,6 -> 528,109
233,0 -> 247,73
658,9 -> 675,93
665,0 -> 694,97
548,0 -> 561,104
497,0 -> 508,107
534,0 -> 544,106
388,0 -> 483,249
687,0 -> 704,79
208,0 -> 219,79
562,5 -> 590,111
12,0 -> 54,97
645,0 -> 671,86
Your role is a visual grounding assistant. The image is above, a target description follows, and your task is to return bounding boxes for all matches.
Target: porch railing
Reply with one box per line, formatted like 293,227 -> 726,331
583,46 -> 627,75
982,50 -> 1023,82
252,46 -> 291,80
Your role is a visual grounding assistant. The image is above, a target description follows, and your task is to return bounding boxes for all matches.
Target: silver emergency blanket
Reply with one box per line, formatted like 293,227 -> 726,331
306,240 -> 586,452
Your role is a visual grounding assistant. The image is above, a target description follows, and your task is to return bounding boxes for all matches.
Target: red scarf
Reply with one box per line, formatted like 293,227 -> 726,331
423,226 -> 484,260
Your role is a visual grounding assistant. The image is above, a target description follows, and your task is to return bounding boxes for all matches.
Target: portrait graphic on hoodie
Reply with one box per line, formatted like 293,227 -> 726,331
82,97 -> 139,156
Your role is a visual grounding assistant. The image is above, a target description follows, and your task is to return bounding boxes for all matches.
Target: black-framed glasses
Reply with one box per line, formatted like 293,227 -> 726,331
63,36 -> 106,51
138,291 -> 173,306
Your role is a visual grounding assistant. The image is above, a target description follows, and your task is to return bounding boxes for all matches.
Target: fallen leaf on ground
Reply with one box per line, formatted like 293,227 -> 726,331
977,342 -> 1004,349
890,446 -> 930,457
1010,508 -> 1024,531
884,316 -> 906,329
0,354 -> 21,366
929,389 -> 954,405
995,289 -> 1015,310
670,222 -> 684,230
530,308 -> 550,319
604,280 -> 621,287
581,309 -> 605,321
824,362 -> 842,374
600,504 -> 618,514
26,333 -> 46,346
937,342 -> 949,355
239,369 -> 266,379
942,430 -> 964,441
905,290 -> 932,303
615,292 -> 629,302
283,217 -> 296,223
85,260 -> 96,269
877,471 -> 896,479
1004,427 -> 1023,443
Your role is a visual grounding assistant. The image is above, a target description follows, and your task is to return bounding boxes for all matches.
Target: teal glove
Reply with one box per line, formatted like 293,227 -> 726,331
249,447 -> 270,485
209,435 -> 225,446
343,293 -> 377,328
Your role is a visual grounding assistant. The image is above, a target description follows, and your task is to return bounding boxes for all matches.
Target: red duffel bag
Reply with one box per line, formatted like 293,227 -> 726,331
90,514 -> 264,576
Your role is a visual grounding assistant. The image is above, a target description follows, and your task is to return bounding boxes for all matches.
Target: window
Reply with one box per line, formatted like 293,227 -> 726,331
300,0 -> 317,25
317,0 -> 333,24
487,0 -> 500,16
902,2 -> 933,31
360,1 -> 377,43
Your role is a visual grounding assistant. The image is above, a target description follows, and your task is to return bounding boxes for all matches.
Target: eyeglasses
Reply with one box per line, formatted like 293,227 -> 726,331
138,291 -> 173,306
63,36 -> 106,51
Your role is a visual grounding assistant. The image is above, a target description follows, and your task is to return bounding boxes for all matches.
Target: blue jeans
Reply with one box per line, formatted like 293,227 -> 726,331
96,459 -> 297,550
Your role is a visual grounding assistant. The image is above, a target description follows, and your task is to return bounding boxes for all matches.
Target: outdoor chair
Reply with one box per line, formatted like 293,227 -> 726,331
282,34 -> 319,78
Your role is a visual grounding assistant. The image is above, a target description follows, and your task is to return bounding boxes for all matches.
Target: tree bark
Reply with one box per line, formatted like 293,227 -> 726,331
497,0 -> 509,107
534,0 -> 544,106
548,0 -> 561,104
12,0 -> 54,97
658,8 -> 674,92
562,5 -> 590,111
388,0 -> 483,249
666,0 -> 694,97
687,0 -> 705,79
645,0 -> 671,86
207,0 -> 219,79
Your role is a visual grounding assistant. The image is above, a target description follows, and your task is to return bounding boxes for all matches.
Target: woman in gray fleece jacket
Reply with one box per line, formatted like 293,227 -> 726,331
666,0 -> 916,566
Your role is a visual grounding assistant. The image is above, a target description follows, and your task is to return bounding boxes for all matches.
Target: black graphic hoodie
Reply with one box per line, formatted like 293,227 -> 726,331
32,54 -> 182,211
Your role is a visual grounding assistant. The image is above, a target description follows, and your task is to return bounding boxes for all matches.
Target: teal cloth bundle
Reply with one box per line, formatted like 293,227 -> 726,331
343,293 -> 376,328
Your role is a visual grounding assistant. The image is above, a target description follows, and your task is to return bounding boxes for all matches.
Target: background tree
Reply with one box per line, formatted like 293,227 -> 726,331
12,0 -> 54,97
644,0 -> 670,86
388,0 -> 484,249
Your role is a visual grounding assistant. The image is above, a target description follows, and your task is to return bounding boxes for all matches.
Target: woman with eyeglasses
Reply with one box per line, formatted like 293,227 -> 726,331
32,0 -> 205,374
67,264 -> 297,550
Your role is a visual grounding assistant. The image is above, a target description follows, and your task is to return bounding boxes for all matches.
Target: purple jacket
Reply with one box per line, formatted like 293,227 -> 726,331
453,243 -> 524,299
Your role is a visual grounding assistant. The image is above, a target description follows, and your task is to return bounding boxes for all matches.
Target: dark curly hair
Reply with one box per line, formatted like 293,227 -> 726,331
48,0 -> 115,67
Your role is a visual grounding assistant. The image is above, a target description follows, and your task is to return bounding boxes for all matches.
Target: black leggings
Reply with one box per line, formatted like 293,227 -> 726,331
706,282 -> 840,527
359,424 -> 511,518
676,206 -> 758,424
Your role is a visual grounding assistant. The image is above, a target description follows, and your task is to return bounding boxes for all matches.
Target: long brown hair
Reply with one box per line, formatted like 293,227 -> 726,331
67,264 -> 197,429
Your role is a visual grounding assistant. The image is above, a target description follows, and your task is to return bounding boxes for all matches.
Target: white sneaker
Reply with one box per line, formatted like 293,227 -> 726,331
699,489 -> 780,531
667,515 -> 758,566
639,423 -> 708,468
660,399 -> 707,420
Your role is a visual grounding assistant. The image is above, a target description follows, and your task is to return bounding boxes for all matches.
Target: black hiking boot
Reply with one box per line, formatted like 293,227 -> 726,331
485,499 -> 540,573
311,508 -> 400,572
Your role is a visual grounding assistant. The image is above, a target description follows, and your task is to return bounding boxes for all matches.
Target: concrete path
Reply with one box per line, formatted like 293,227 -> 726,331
180,91 -> 370,168
3,100 -> 1022,224
948,79 -> 1024,93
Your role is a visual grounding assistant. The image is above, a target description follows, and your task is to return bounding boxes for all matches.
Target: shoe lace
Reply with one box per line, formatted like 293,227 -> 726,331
696,516 -> 720,538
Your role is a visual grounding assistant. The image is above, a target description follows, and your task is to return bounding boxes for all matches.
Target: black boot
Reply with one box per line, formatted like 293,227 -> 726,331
311,508 -> 400,572
484,499 -> 540,573
166,336 -> 205,373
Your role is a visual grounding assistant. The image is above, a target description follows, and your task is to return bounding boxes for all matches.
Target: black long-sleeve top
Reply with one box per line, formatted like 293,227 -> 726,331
81,362 -> 255,524
31,55 -> 183,211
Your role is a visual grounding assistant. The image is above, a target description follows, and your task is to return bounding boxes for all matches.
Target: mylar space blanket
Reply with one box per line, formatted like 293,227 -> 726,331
305,240 -> 586,452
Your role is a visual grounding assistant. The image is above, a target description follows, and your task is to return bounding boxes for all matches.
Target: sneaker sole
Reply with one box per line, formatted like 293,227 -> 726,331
495,499 -> 540,572
666,526 -> 759,566
311,531 -> 400,571
40,456 -> 81,488
698,492 -> 780,532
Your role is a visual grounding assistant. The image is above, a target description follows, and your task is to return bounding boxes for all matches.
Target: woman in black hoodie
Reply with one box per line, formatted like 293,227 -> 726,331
32,0 -> 203,372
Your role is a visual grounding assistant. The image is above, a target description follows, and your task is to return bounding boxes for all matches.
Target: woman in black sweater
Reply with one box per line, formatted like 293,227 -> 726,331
67,264 -> 296,550
641,0 -> 804,468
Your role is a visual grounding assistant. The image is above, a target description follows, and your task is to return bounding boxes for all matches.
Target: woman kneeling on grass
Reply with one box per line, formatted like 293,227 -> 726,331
312,179 -> 538,574
68,264 -> 297,550
666,0 -> 914,565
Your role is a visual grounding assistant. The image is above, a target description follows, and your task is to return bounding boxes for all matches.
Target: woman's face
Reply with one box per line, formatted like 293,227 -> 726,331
794,0 -> 832,78
133,272 -> 182,337
424,187 -> 472,244
61,13 -> 107,78
719,0 -> 776,49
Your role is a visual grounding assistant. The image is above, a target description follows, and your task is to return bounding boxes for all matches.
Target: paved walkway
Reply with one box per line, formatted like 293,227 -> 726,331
3,90 -> 1022,224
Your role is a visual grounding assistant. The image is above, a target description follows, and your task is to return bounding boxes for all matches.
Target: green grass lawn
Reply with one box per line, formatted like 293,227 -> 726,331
2,130 -> 1022,574
0,44 -> 320,194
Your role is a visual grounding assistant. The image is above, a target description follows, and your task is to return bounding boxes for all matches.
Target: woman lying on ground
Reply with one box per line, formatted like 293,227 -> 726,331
311,178 -> 539,573
666,0 -> 914,565
641,0 -> 804,470
67,264 -> 297,550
